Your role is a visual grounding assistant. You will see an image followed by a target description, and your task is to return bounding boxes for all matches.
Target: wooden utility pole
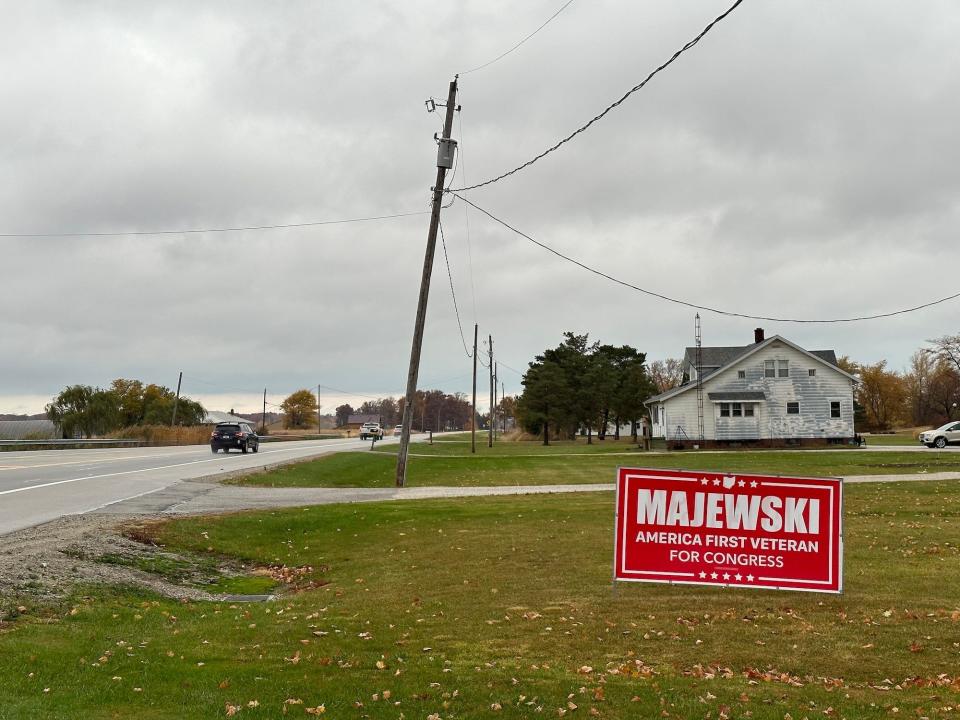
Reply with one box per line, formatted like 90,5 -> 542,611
262,388 -> 267,434
170,371 -> 183,427
493,362 -> 498,441
471,323 -> 478,453
395,76 -> 459,487
488,334 -> 494,448
317,385 -> 322,433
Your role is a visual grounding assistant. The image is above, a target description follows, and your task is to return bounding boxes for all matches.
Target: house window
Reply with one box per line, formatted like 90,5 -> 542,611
744,404 -> 755,417
786,402 -> 800,415
738,370 -> 746,379
778,360 -> 789,378
720,403 -> 730,417
830,401 -> 841,418
764,360 -> 775,378
732,403 -> 742,417
808,368 -> 816,377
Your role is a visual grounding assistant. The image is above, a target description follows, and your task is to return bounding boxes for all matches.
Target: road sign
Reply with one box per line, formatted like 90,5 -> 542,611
614,467 -> 842,593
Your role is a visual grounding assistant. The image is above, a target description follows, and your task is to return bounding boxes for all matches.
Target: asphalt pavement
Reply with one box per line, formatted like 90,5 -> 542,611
0,436 -> 397,535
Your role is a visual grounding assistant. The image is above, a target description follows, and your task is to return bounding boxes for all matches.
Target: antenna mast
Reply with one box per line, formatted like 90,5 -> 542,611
695,313 -> 704,445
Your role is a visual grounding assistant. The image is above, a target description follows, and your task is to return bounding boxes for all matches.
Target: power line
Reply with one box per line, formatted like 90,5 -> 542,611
439,221 -> 473,359
498,361 -> 526,377
450,0 -> 745,192
317,383 -> 385,402
181,375 -> 265,396
0,210 -> 429,238
420,372 -> 473,387
454,192 -> 960,324
460,0 -> 577,76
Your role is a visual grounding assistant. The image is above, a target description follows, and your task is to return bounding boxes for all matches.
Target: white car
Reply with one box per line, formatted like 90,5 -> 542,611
919,422 -> 960,449
359,422 -> 384,440
394,425 -> 404,436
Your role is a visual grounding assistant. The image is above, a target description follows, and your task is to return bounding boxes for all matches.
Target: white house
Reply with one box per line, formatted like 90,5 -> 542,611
646,329 -> 857,446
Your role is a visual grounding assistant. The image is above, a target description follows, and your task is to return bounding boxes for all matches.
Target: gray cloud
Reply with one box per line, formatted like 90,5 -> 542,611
2,0 -> 958,413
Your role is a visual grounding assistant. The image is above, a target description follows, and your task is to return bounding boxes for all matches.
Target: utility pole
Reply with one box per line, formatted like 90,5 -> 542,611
493,362 -> 498,441
317,385 -> 322,434
170,371 -> 182,427
396,76 -> 459,488
488,335 -> 494,448
471,323 -> 478,454
262,388 -> 267,434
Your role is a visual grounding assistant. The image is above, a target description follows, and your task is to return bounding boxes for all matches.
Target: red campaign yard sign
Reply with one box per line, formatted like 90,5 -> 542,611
614,467 -> 842,593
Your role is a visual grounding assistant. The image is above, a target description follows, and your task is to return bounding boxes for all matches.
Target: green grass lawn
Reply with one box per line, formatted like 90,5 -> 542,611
861,433 -> 919,447
2,482 -> 959,718
227,435 -> 960,488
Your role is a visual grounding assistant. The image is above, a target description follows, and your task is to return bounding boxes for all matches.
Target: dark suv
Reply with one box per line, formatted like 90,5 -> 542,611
210,422 -> 260,454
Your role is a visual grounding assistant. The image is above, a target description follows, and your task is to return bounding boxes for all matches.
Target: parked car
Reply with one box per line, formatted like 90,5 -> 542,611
394,424 -> 403,436
919,421 -> 960,449
359,422 -> 384,440
210,422 -> 259,453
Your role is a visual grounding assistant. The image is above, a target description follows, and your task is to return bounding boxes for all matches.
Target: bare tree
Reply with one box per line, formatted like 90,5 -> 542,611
929,334 -> 960,375
648,358 -> 683,393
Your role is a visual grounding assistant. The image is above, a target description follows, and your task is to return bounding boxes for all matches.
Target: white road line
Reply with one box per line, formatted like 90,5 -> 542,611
0,457 -> 222,496
0,439 -> 368,496
0,451 -> 194,472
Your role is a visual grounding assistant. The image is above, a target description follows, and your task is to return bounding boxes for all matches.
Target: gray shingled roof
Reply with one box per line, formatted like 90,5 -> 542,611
810,350 -> 838,366
646,335 -> 850,405
707,391 -> 766,401
683,346 -> 753,370
684,346 -> 838,369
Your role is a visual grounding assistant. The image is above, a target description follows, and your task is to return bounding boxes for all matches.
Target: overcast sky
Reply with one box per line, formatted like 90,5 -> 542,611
3,0 -> 958,415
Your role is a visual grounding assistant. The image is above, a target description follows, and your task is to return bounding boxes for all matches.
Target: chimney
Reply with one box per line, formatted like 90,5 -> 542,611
754,328 -> 765,344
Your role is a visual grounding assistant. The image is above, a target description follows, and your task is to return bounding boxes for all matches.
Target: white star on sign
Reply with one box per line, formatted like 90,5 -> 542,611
712,478 -> 721,486
722,572 -> 731,581
710,572 -> 718,580
749,480 -> 758,488
735,573 -> 743,581
746,574 -> 754,582
737,480 -> 746,488
700,478 -> 709,486
698,571 -> 706,579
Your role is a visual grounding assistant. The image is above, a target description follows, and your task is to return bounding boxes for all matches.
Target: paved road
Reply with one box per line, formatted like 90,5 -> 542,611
0,436 -> 399,536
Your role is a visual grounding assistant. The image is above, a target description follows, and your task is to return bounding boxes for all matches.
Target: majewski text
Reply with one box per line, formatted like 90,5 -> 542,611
635,489 -> 821,535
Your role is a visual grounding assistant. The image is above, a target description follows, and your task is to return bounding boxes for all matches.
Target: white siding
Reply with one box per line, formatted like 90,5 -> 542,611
656,340 -> 854,440
660,390 -> 712,441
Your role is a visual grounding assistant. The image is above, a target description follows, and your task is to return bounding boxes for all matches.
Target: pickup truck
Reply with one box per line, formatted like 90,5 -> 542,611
359,422 -> 384,440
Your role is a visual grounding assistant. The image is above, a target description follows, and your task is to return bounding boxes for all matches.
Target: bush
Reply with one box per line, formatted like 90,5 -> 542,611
112,425 -> 211,446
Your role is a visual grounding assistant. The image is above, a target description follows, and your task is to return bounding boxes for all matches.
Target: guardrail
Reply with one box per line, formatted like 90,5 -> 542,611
0,438 -> 143,448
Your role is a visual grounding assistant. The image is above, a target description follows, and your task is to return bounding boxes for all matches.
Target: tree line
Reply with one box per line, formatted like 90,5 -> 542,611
46,379 -> 205,438
334,390 -> 481,432
516,332 -> 657,444
842,334 -> 960,431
